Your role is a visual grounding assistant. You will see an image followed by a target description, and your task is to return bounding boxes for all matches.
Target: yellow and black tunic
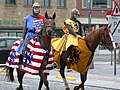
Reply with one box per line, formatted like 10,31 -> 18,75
52,19 -> 92,75
52,19 -> 80,52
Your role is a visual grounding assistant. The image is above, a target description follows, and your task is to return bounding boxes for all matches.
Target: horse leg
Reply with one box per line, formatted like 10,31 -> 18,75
16,68 -> 25,90
6,67 -> 15,82
39,54 -> 50,90
38,77 -> 43,90
60,53 -> 70,90
74,72 -> 87,90
39,69 -> 49,90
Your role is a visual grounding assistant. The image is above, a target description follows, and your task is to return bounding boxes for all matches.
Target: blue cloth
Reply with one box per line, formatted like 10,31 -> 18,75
16,15 -> 44,54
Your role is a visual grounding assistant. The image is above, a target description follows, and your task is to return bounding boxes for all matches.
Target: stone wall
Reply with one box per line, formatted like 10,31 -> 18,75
0,0 -> 75,27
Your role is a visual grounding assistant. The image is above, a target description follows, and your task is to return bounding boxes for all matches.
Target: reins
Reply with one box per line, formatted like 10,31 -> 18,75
37,19 -> 55,54
100,27 -> 113,47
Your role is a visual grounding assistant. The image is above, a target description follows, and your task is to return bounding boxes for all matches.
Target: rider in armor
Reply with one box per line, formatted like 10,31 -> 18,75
63,8 -> 84,61
17,2 -> 45,54
51,8 -> 84,71
16,2 -> 45,68
65,8 -> 84,37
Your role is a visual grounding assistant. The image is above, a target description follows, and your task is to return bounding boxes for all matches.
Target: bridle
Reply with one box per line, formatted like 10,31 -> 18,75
44,18 -> 56,37
100,27 -> 115,50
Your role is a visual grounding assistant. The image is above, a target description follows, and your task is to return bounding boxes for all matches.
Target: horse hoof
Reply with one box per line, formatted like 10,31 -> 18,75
66,87 -> 70,90
74,86 -> 79,90
16,87 -> 23,90
46,87 -> 50,90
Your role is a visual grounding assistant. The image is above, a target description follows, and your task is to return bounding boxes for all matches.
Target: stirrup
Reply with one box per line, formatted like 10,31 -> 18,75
52,62 -> 58,69
19,64 -> 22,71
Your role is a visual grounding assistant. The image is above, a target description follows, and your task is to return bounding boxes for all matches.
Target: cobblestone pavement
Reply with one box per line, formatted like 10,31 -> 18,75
0,73 -> 116,90
0,54 -> 120,90
0,68 -> 119,90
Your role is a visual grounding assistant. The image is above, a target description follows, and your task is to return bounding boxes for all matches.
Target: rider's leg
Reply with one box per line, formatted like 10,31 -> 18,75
18,37 -> 30,70
39,53 -> 49,90
22,36 -> 30,55
18,54 -> 23,71
67,45 -> 73,62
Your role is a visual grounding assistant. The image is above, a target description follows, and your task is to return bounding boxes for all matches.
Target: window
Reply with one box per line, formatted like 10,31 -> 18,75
93,0 -> 112,9
5,0 -> 16,5
57,0 -> 66,8
40,0 -> 50,7
0,32 -> 8,37
82,0 -> 112,9
24,0 -> 34,6
0,40 -> 5,47
9,32 -> 16,37
6,39 -> 17,47
82,0 -> 88,9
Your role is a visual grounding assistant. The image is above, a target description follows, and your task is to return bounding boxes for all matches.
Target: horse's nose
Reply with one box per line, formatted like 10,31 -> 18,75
109,45 -> 115,51
110,47 -> 114,51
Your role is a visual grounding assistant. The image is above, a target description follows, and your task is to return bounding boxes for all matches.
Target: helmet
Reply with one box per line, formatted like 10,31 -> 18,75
32,2 -> 40,8
32,2 -> 40,17
71,8 -> 80,16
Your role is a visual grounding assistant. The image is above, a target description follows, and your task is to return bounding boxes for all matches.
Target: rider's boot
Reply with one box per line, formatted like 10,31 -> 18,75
18,54 -> 23,71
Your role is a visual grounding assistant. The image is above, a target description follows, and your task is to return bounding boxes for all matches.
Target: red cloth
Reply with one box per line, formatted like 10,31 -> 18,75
38,14 -> 45,21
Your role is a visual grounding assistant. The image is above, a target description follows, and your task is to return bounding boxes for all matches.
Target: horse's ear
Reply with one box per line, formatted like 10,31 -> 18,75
52,12 -> 56,20
45,12 -> 48,18
104,24 -> 108,30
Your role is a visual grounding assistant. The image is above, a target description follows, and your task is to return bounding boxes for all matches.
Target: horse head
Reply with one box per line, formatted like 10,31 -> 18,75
44,12 -> 56,37
100,24 -> 116,51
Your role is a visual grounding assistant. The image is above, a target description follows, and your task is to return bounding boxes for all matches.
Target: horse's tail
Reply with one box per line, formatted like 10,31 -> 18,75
5,66 -> 15,82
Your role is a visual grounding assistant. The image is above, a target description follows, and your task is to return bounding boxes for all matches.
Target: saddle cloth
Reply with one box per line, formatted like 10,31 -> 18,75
6,40 -> 21,68
6,37 -> 53,75
22,38 -> 53,75
53,39 -> 92,75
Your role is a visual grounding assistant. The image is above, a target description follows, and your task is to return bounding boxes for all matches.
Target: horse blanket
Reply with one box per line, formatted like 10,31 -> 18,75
22,37 -> 53,75
6,37 -> 53,75
6,40 -> 20,68
52,39 -> 92,75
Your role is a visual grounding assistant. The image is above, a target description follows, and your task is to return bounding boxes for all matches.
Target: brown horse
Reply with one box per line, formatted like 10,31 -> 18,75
53,25 -> 115,90
6,12 -> 56,90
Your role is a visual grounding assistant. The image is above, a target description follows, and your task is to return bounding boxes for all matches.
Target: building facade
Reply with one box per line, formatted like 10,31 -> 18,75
0,0 -> 75,37
76,0 -> 119,54
0,0 -> 118,38
76,0 -> 116,33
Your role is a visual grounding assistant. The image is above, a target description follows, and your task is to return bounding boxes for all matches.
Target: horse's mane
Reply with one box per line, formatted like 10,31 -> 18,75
84,26 -> 104,43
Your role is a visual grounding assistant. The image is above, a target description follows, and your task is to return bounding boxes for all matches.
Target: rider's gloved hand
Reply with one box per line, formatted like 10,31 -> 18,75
35,29 -> 41,33
76,34 -> 81,38
76,34 -> 84,40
